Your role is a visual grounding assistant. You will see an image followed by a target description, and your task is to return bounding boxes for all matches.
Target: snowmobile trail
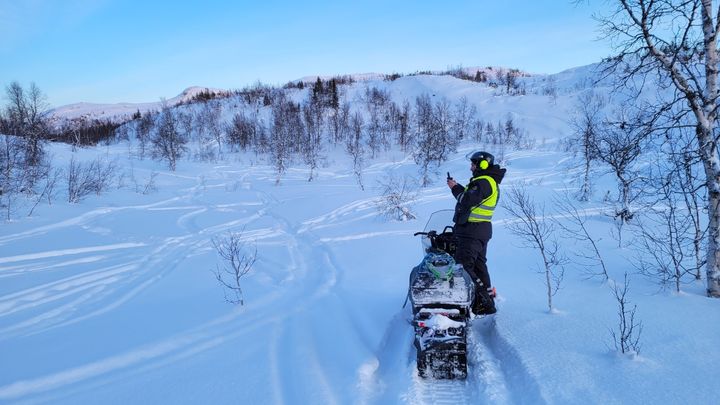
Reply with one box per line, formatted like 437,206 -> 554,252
476,315 -> 547,405
393,313 -> 544,405
359,308 -> 414,405
297,196 -> 379,233
262,223 -> 384,404
368,307 -> 481,405
405,376 -> 472,405
467,316 -> 511,404
247,186 -> 379,404
1,176 -> 269,340
0,173 -> 327,401
276,308 -> 343,405
0,194 -> 189,246
251,170 -> 425,404
400,316 -> 512,405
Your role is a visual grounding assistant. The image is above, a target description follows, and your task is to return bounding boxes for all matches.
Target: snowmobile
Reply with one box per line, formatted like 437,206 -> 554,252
408,210 -> 475,379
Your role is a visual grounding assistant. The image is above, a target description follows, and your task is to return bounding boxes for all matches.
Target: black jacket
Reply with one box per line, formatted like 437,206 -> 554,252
451,165 -> 506,240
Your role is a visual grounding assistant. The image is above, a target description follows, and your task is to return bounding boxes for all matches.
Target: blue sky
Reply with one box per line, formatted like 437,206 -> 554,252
1,0 -> 614,107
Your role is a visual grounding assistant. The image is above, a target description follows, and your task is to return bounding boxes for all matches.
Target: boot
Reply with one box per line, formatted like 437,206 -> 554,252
472,288 -> 496,315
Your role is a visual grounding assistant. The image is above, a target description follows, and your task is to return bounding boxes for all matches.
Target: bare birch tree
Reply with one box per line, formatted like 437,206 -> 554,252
4,81 -> 50,190
396,100 -> 413,152
212,232 -> 256,305
347,111 -> 365,190
452,96 -> 476,141
593,0 -> 720,297
633,160 -> 701,293
270,96 -> 302,185
568,91 -> 605,201
554,192 -> 609,281
0,134 -> 26,220
135,112 -> 155,159
504,185 -> 566,312
609,273 -> 643,356
363,87 -> 392,158
592,107 -> 649,246
302,101 -> 324,181
152,103 -> 187,171
413,94 -> 458,186
226,112 -> 255,151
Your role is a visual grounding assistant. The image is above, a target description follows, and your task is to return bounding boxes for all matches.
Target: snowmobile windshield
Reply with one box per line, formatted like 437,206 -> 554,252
423,210 -> 454,233
420,210 -> 455,252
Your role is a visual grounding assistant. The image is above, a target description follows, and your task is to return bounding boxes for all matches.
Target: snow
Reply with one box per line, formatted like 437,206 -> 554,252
417,313 -> 464,331
2,65 -> 719,405
46,86 -> 229,125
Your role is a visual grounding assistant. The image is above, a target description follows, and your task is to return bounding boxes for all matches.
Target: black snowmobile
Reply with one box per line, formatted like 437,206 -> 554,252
408,210 -> 475,379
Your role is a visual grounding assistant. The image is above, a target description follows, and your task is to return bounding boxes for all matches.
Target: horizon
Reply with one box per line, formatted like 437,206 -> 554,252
1,1 -> 615,107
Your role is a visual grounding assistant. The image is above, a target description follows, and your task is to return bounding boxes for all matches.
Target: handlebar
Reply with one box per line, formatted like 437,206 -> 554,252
414,227 -> 456,255
413,230 -> 437,237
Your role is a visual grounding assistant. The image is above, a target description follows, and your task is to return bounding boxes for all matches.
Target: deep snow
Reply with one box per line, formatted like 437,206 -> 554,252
1,67 -> 719,405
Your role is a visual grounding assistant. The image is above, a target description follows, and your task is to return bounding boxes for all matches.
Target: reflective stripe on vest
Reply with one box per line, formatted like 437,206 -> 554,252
466,175 -> 498,222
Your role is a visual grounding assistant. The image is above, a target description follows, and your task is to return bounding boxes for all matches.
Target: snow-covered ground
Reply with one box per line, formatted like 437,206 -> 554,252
1,67 -> 719,404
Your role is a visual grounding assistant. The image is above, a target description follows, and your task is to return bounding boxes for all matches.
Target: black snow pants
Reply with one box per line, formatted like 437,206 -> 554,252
454,235 -> 495,313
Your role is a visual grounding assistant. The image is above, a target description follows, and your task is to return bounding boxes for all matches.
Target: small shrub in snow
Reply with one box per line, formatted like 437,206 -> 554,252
28,168 -> 61,216
66,156 -> 116,203
376,174 -> 418,222
135,171 -> 158,195
212,231 -> 256,305
609,273 -> 643,357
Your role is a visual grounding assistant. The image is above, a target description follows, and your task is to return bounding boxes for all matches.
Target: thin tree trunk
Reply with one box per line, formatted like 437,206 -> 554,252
700,0 -> 720,297
705,174 -> 720,296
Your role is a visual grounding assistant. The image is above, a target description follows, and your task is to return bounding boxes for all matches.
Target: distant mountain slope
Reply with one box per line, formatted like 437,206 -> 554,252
46,86 -> 228,125
46,66 -> 542,126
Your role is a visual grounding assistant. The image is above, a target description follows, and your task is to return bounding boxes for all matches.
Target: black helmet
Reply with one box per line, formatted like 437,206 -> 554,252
468,151 -> 494,170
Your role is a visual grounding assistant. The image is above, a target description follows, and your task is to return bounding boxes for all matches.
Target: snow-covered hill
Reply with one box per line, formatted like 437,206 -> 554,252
46,86 -> 229,126
1,63 -> 718,404
46,66 -> 536,125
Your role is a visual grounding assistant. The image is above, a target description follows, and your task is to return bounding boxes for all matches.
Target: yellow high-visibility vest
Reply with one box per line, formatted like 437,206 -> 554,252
466,175 -> 498,222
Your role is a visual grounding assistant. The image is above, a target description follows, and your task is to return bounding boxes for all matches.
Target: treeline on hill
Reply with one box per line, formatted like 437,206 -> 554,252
0,69 -> 535,221
118,75 -> 533,185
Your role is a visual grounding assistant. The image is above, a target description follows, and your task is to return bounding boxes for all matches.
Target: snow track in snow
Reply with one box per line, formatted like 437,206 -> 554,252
478,315 -> 548,405
0,196 -> 186,245
467,316 -> 511,404
402,318 -> 488,405
0,173 -> 286,400
406,376 -> 471,405
252,179 -> 380,405
367,313 -> 544,405
403,313 -> 546,405
0,172 -> 284,342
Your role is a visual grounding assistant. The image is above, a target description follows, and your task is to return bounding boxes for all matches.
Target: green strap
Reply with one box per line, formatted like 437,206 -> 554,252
426,261 -> 454,281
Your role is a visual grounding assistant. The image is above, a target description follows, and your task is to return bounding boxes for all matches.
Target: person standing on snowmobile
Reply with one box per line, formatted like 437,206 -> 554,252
447,151 -> 506,315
